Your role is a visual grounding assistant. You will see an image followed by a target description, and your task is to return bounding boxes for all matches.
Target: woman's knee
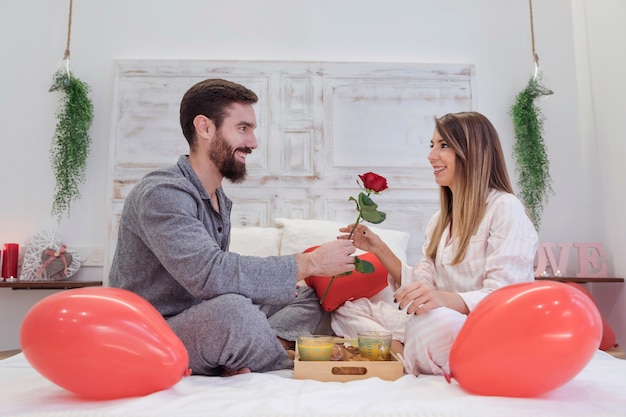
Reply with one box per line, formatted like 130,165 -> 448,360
405,307 -> 466,339
403,308 -> 467,375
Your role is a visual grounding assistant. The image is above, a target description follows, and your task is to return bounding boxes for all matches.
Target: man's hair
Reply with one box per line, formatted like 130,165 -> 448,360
179,79 -> 258,148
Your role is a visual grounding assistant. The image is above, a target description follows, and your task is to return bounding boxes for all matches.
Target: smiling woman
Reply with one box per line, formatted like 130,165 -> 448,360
331,111 -> 539,378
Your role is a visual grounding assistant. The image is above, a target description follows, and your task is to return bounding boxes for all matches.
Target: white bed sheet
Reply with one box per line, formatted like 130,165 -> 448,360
1,351 -> 625,417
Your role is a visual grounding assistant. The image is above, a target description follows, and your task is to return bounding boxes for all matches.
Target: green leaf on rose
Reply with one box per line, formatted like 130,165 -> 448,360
358,192 -> 386,224
354,256 -> 375,273
335,255 -> 375,277
358,192 -> 375,207
349,195 -> 360,211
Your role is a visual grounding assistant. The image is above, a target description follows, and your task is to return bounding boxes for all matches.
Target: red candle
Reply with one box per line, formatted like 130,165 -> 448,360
1,243 -> 19,279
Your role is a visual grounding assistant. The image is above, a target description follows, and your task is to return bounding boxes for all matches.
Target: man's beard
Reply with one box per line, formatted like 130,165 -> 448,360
208,130 -> 250,183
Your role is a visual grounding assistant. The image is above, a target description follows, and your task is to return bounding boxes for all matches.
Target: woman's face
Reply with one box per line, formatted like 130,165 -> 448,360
428,128 -> 457,192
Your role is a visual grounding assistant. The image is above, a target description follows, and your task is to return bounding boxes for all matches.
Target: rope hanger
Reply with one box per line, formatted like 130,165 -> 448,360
50,0 -> 73,91
63,0 -> 73,78
526,0 -> 552,95
528,0 -> 540,79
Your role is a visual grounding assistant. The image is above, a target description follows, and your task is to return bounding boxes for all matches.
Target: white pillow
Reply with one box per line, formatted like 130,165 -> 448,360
229,227 -> 282,257
275,218 -> 410,263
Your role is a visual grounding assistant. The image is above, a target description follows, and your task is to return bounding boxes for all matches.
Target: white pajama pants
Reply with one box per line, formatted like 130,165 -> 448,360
332,296 -> 466,376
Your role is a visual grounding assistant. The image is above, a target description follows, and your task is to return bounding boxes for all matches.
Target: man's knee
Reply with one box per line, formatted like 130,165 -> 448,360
168,294 -> 283,374
169,294 -> 262,338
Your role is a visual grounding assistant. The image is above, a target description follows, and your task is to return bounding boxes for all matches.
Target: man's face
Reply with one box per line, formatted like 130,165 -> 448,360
208,103 -> 257,183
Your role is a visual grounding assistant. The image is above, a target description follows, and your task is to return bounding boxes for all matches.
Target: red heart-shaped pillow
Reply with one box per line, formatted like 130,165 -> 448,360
303,246 -> 388,312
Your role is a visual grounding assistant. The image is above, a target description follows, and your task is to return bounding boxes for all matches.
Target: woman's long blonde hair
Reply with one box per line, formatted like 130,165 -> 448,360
425,112 -> 515,264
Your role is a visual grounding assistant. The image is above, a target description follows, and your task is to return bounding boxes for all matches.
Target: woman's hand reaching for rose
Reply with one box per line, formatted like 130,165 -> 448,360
338,223 -> 403,287
338,223 -> 383,254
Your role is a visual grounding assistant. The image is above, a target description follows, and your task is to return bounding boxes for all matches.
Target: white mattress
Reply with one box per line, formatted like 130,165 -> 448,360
1,351 -> 625,417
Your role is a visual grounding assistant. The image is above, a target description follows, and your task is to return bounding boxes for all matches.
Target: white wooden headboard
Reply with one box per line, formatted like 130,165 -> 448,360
105,59 -> 475,277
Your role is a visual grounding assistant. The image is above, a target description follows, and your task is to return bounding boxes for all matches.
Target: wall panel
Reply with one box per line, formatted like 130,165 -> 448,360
106,60 -> 475,275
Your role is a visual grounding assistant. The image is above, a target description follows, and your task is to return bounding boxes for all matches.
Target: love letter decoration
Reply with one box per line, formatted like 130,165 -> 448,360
535,242 -> 608,277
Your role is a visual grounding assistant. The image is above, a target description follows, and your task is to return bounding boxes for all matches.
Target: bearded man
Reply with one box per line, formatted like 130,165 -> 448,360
109,79 -> 356,376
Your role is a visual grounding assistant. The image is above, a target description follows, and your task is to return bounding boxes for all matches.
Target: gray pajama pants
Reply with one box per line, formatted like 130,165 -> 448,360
167,286 -> 328,375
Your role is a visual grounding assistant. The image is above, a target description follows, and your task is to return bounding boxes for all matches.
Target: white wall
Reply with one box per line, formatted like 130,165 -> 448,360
0,0 -> 623,350
576,0 -> 626,351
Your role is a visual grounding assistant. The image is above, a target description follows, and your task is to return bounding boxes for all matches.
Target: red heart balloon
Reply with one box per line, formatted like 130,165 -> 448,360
20,287 -> 190,400
449,281 -> 602,397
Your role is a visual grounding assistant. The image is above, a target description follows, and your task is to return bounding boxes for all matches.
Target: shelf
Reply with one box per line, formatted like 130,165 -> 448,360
535,276 -> 624,283
0,349 -> 21,360
606,346 -> 626,360
0,280 -> 103,290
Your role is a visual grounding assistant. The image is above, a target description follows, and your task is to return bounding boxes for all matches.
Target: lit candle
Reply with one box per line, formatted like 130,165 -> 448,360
1,243 -> 19,280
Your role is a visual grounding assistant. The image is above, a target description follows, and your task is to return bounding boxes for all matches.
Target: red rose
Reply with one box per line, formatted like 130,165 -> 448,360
359,172 -> 388,193
318,172 -> 389,305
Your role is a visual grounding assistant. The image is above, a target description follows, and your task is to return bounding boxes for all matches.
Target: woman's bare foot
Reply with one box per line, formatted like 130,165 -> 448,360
220,367 -> 251,377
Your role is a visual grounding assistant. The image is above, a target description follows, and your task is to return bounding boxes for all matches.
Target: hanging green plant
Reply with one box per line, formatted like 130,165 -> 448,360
509,74 -> 553,230
49,69 -> 94,221
48,0 -> 94,222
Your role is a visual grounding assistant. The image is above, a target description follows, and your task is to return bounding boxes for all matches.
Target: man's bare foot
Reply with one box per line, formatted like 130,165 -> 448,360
220,367 -> 251,377
278,337 -> 297,360
278,337 -> 295,351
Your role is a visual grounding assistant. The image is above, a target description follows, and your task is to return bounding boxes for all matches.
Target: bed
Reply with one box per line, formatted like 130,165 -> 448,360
3,219 -> 626,417
2,345 -> 626,416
